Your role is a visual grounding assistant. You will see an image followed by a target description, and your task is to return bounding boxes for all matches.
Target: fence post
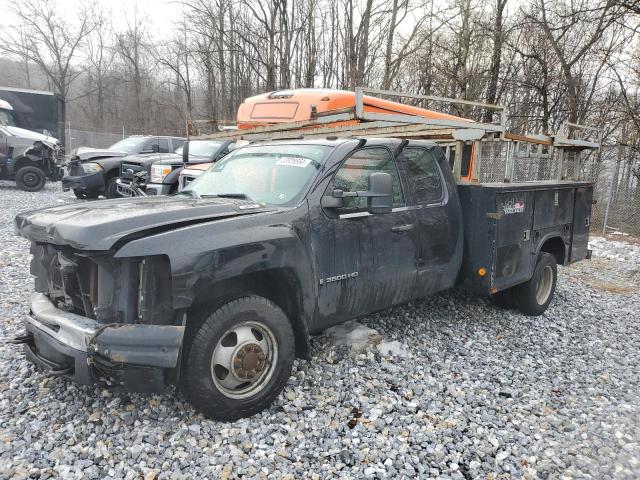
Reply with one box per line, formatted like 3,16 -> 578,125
602,170 -> 615,236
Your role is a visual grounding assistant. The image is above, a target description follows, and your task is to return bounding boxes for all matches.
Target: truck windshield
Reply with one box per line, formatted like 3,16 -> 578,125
182,144 -> 331,206
109,137 -> 149,153
0,109 -> 16,127
175,140 -> 225,157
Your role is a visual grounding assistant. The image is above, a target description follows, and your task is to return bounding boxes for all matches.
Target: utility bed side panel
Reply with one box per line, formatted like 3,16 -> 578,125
570,187 -> 594,262
456,185 -> 496,293
457,181 -> 593,294
494,191 -> 534,290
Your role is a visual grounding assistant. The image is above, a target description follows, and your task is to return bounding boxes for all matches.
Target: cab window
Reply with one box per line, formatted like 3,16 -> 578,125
330,147 -> 404,209
157,138 -> 170,153
399,147 -> 444,205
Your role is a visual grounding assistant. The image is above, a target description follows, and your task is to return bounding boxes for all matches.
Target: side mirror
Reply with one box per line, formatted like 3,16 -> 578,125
320,172 -> 393,214
367,172 -> 393,214
182,141 -> 189,164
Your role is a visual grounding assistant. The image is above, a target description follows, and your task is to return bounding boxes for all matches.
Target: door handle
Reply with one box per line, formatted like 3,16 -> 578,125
391,223 -> 414,233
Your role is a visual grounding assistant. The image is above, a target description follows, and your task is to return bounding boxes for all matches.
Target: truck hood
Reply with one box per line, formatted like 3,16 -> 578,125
73,146 -> 129,161
124,153 -> 211,166
5,125 -> 60,147
15,196 -> 275,251
122,152 -> 181,166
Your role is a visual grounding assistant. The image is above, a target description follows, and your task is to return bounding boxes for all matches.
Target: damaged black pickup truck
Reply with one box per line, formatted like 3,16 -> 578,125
13,138 -> 593,420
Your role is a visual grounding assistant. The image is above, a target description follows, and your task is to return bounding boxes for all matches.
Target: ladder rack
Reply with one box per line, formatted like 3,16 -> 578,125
187,87 -> 600,183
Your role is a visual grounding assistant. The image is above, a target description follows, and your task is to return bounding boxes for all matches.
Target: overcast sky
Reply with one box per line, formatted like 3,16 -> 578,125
0,0 -> 179,37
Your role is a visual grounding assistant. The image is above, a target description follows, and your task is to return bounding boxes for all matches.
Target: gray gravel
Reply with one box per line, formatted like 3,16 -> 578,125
1,180 -> 639,479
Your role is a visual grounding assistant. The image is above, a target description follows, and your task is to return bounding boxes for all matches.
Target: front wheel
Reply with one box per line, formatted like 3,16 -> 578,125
513,252 -> 557,316
104,177 -> 121,199
183,296 -> 295,420
15,166 -> 46,192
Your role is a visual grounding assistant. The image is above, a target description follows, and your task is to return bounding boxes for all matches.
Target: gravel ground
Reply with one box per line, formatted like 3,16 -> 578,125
1,181 -> 639,479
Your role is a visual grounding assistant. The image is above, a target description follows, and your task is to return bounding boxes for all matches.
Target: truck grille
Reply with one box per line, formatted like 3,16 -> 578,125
30,243 -> 98,318
120,161 -> 147,178
180,174 -> 196,190
54,146 -> 64,164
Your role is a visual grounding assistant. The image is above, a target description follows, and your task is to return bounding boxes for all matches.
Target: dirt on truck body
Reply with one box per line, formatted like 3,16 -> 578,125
12,88 -> 600,420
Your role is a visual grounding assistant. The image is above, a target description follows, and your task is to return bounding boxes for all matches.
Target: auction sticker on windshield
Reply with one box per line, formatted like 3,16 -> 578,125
276,157 -> 312,168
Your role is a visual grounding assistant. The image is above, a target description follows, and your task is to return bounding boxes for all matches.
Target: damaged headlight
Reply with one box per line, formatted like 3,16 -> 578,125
81,162 -> 103,174
150,164 -> 173,183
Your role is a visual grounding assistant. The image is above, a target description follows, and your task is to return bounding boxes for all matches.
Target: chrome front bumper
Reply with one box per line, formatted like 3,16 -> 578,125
20,294 -> 185,385
26,293 -> 99,352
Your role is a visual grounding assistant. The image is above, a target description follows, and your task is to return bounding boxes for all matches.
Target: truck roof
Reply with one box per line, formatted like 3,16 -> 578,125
126,134 -> 186,139
0,86 -> 58,97
248,137 -> 438,148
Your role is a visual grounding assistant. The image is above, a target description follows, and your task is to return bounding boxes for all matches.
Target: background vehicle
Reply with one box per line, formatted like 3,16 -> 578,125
0,87 -> 65,147
0,124 -> 64,192
178,161 -> 211,191
116,139 -> 236,197
63,135 -> 185,199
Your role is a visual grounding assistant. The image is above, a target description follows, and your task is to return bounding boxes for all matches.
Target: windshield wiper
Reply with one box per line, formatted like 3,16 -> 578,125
201,193 -> 253,200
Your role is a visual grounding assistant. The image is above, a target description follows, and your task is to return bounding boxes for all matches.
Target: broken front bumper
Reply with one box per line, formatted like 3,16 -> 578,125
18,293 -> 185,391
61,171 -> 105,192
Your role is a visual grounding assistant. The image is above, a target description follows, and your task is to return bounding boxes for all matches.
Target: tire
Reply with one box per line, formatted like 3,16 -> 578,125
104,177 -> 121,199
183,296 -> 295,421
15,166 -> 46,192
73,188 -> 99,200
513,252 -> 557,316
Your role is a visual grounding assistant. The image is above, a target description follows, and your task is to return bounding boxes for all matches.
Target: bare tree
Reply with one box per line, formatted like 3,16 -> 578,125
116,8 -> 149,129
524,0 -> 622,123
0,0 -> 95,102
484,0 -> 508,120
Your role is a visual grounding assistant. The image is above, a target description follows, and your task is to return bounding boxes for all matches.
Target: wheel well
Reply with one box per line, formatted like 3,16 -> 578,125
14,157 -> 44,173
186,269 -> 310,358
540,236 -> 566,265
104,168 -> 119,181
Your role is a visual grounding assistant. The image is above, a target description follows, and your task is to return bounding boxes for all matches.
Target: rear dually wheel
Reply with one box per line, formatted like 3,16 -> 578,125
513,252 -> 558,316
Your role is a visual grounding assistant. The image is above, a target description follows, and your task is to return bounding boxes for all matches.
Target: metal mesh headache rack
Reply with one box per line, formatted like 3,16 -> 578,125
187,87 -> 601,184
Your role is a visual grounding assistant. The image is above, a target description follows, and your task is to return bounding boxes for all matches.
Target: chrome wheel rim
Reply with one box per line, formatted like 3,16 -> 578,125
536,265 -> 553,305
210,321 -> 278,399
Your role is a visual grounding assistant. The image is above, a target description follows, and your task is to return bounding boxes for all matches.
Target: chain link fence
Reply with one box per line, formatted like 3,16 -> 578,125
65,128 -> 124,153
478,141 -> 640,236
589,145 -> 640,236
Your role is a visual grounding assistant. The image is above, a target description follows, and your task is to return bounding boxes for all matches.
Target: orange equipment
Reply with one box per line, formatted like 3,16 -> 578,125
236,89 -> 472,129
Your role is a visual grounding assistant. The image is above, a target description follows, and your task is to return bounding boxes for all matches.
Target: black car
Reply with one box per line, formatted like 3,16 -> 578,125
62,135 -> 185,199
116,139 -> 237,197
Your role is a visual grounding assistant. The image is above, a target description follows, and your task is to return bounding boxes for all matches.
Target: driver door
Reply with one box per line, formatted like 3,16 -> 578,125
311,146 -> 419,328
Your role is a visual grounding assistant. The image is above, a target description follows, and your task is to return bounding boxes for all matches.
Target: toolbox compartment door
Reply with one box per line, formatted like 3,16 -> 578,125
570,186 -> 593,262
494,191 -> 535,290
533,188 -> 575,230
